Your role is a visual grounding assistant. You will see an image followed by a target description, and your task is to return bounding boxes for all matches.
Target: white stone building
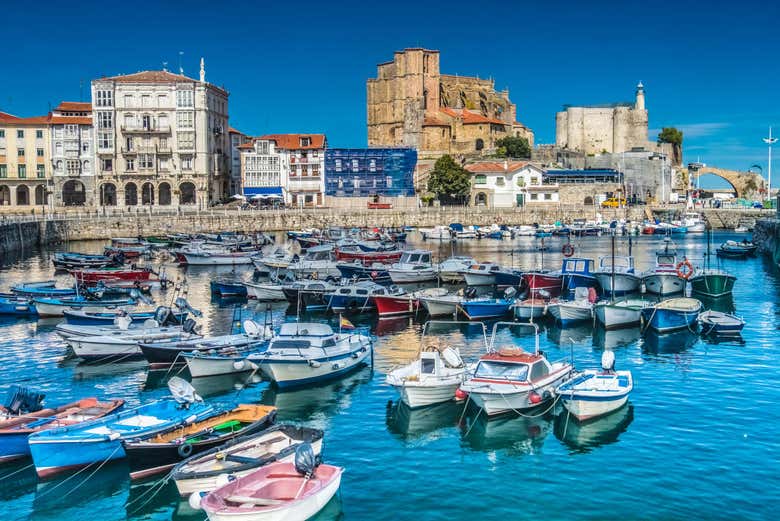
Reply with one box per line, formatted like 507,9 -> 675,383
467,161 -> 558,207
91,59 -> 229,208
50,102 -> 94,207
228,127 -> 251,196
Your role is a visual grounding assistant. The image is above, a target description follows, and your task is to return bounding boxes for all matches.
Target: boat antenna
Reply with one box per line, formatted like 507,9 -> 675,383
611,233 -> 616,303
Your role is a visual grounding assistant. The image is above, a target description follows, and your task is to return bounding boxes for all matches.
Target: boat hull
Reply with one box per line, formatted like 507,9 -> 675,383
594,302 -> 643,330
690,273 -> 736,298
373,295 -> 419,316
463,272 -> 496,286
254,343 -> 371,388
245,283 -> 285,301
420,297 -> 459,317
459,300 -> 512,320
641,306 -> 701,334
547,303 -> 593,325
513,302 -> 546,320
185,354 -> 257,378
387,268 -> 437,284
522,273 -> 562,298
561,394 -> 629,421
465,368 -> 572,416
643,273 -> 685,295
393,382 -> 460,408
182,253 -> 254,266
594,272 -> 641,296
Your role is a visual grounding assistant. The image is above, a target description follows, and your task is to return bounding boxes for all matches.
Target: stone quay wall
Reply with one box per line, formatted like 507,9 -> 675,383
753,218 -> 780,264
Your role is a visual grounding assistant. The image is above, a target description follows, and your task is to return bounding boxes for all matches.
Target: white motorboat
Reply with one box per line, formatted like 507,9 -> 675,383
420,225 -> 453,240
461,262 -> 501,286
593,298 -> 649,330
250,323 -> 372,387
285,245 -> 340,279
66,328 -> 200,361
251,247 -> 295,275
512,298 -> 547,321
682,212 -> 706,233
436,256 -> 476,283
182,249 -> 257,266
244,281 -> 286,301
459,322 -> 573,416
556,351 -> 633,421
545,287 -> 594,326
641,239 -> 685,296
593,255 -> 641,296
420,293 -> 463,317
513,225 -> 537,236
386,323 -> 470,408
387,250 -> 437,284
55,319 -> 185,339
184,352 -> 260,378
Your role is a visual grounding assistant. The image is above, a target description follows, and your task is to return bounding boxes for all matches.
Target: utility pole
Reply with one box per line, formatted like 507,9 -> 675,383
764,127 -> 777,202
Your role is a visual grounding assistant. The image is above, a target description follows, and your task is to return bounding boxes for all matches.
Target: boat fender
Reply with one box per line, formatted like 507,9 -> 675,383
676,258 -> 694,280
454,388 -> 468,401
308,360 -> 321,368
108,432 -> 121,441
332,362 -> 342,370
351,352 -> 359,359
189,491 -> 207,510
184,414 -> 198,424
178,442 -> 193,458
562,243 -> 575,257
233,360 -> 246,371
528,391 -> 542,404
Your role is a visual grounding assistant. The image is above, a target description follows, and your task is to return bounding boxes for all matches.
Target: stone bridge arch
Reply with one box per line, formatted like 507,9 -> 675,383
687,167 -> 765,199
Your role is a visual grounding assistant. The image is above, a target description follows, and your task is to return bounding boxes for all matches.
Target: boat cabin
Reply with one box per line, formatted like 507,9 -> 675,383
560,258 -> 594,276
273,322 -> 339,349
397,251 -> 432,266
301,245 -> 335,262
333,281 -> 398,298
472,350 -> 550,384
597,256 -> 635,273
465,262 -> 501,273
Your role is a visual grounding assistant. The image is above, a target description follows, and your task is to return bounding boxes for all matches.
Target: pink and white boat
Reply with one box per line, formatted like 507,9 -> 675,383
199,460 -> 343,521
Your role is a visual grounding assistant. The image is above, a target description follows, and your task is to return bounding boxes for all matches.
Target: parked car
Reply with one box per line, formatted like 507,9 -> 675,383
601,197 -> 627,208
752,201 -> 764,209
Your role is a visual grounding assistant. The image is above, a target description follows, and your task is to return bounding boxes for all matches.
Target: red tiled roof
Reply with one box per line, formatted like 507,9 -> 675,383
11,115 -> 51,125
0,111 -> 20,122
259,134 -> 326,150
97,70 -> 228,96
55,101 -> 91,112
466,161 -> 529,173
229,126 -> 244,135
237,142 -> 255,150
440,108 -> 505,125
50,116 -> 92,125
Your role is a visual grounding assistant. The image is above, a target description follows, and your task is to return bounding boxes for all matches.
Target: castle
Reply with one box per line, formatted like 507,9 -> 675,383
367,48 -> 534,159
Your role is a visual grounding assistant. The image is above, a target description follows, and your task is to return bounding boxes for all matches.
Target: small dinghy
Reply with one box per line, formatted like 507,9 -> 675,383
640,297 -> 702,334
11,281 -> 76,298
196,444 -> 343,521
386,321 -> 470,408
172,424 -> 324,497
556,351 -> 633,421
124,404 -> 277,480
0,295 -> 37,316
210,278 -> 249,297
0,386 -> 123,463
698,310 -> 745,336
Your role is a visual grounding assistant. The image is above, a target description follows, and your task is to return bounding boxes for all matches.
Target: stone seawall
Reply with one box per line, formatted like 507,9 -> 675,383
754,218 -> 780,264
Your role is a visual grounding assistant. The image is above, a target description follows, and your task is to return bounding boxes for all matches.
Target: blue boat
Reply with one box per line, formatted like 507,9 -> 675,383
558,257 -> 598,293
62,307 -> 188,326
11,281 -> 76,298
494,268 -> 523,288
32,295 -> 137,318
28,378 -> 217,479
336,262 -> 392,285
0,295 -> 37,316
459,288 -> 517,320
210,278 -> 248,297
640,297 -> 702,333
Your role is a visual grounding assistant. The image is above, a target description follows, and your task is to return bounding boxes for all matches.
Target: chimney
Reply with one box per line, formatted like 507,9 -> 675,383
199,58 -> 205,83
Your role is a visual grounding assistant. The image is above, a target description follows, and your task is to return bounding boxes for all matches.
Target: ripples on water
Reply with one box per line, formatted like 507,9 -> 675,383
0,232 -> 778,520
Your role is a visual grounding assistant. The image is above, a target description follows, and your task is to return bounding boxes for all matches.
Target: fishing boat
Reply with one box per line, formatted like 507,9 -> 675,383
458,288 -> 517,320
691,229 -> 737,298
10,281 -> 76,298
521,271 -> 563,298
459,322 -> 574,416
171,424 -> 324,497
419,293 -> 463,317
593,298 -> 648,330
251,247 -> 295,276
70,267 -> 154,284
681,212 -> 706,233
556,351 -> 633,421
336,261 -> 392,285
642,240 -> 685,296
511,298 -> 547,321
640,297 -> 702,333
698,310 -> 745,336
593,255 -> 640,296
436,256 -> 476,283
326,281 -> 402,314
244,281 -> 286,301
210,278 -> 248,297
184,351 -> 259,379
461,262 -> 501,286
419,225 -> 452,240
0,295 -> 37,316
281,280 -> 338,311
28,378 -> 217,478
558,257 -> 598,293
66,323 -> 201,361
286,245 -> 340,279
124,404 -> 277,480
385,321 -> 472,408
449,223 -> 478,239
0,388 -> 123,463
33,295 -> 138,318
387,250 -> 437,283
62,304 -> 190,326
374,287 -> 448,317
545,287 -> 596,326
182,249 -> 257,266
334,245 -> 403,265
53,252 -> 121,269
716,240 -> 758,259
196,444 -> 343,521
250,322 -> 372,388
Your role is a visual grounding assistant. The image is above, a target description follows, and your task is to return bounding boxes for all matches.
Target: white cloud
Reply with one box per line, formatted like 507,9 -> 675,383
675,122 -> 730,138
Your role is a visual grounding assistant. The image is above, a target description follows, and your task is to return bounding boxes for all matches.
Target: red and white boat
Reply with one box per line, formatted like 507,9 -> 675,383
521,271 -> 562,298
373,287 -> 448,317
70,267 -> 154,284
198,460 -> 343,521
335,247 -> 403,265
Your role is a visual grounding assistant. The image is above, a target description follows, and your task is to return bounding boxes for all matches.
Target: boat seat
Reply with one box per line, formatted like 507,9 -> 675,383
224,454 -> 262,464
224,495 -> 284,506
115,415 -> 167,428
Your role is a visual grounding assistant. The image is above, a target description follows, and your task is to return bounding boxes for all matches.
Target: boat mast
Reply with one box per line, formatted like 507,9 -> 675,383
611,233 -> 616,303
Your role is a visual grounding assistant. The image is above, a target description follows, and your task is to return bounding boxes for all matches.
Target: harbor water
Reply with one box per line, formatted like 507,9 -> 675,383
0,232 -> 778,520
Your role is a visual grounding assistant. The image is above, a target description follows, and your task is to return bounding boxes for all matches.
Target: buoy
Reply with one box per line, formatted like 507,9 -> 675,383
454,388 -> 468,401
528,391 -> 542,404
232,360 -> 246,371
188,491 -> 205,510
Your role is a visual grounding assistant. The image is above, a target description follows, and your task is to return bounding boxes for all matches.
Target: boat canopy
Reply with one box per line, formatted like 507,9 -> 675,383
277,322 -> 335,338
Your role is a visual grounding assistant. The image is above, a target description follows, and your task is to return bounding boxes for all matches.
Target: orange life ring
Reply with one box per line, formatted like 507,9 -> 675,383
676,259 -> 694,279
562,244 -> 575,258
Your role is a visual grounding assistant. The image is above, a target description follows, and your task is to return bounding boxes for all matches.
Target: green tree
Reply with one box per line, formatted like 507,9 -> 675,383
495,136 -> 531,158
427,155 -> 472,205
657,127 -> 683,146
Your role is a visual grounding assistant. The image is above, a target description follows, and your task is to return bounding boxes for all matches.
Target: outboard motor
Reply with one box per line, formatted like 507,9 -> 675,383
601,350 -> 616,374
504,287 -> 517,300
294,443 -> 317,477
182,318 -> 197,334
175,297 -> 203,318
154,306 -> 171,326
464,287 -> 478,299
4,385 -> 45,415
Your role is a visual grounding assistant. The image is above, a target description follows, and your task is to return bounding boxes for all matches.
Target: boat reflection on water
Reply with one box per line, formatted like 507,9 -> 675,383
460,410 -> 553,456
68,359 -> 149,381
32,462 -> 129,519
373,316 -> 415,337
260,368 -> 372,422
592,325 -> 641,350
546,322 -> 592,346
189,371 -> 264,398
554,404 -> 634,453
127,477 -> 181,518
386,400 -> 462,443
642,329 -> 699,354
0,459 -> 38,501
697,294 -> 736,314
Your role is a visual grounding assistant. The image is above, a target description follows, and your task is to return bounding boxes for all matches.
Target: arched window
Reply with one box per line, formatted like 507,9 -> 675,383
158,182 -> 171,206
100,183 -> 117,206
141,182 -> 154,205
16,186 -> 30,205
475,138 -> 484,151
0,185 -> 10,206
179,182 -> 196,205
125,182 -> 138,206
34,185 -> 46,205
584,196 -> 594,205
62,180 -> 86,206
475,192 -> 488,206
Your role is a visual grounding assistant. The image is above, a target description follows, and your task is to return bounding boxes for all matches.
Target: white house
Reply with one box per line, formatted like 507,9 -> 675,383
466,161 -> 558,207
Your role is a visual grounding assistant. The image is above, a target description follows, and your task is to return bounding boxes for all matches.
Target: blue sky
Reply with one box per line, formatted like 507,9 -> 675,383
3,0 -> 778,186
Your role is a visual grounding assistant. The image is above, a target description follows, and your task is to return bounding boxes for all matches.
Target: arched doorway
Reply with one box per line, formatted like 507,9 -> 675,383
584,196 -> 594,205
475,192 -> 487,206
35,185 -> 46,205
141,182 -> 155,206
62,180 -> 86,206
0,185 -> 10,206
475,138 -> 484,151
100,183 -> 117,206
179,182 -> 196,205
125,182 -> 138,206
158,182 -> 171,206
16,186 -> 29,206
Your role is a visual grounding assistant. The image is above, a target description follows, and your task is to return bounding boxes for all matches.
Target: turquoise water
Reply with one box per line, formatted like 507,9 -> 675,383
0,232 -> 778,520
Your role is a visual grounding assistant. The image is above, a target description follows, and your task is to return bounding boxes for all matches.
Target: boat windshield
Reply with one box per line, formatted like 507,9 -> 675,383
474,361 -> 529,381
657,254 -> 675,265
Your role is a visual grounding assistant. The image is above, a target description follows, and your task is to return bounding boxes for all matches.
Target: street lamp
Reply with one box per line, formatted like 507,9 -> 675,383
764,127 -> 778,201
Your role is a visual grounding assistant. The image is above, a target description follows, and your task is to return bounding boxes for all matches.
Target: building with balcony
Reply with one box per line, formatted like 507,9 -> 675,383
91,59 -> 229,208
50,102 -> 94,207
0,111 -> 51,208
228,127 -> 251,196
324,148 -> 416,208
466,161 -> 557,207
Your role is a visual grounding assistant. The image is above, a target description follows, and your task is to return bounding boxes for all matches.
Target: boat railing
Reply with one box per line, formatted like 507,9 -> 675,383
488,321 -> 539,354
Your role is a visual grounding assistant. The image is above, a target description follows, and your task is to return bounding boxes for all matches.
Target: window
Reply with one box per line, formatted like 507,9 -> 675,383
98,131 -> 112,150
474,174 -> 486,185
335,159 -> 342,172
0,165 -> 6,178
18,165 -> 26,178
36,148 -> 44,157
141,95 -> 151,108
474,361 -> 529,380
351,159 -> 359,172
353,177 -> 360,189
95,90 -> 113,107
36,130 -> 43,139
159,157 -> 169,170
17,130 -> 24,139
495,176 -> 505,186
81,142 -> 89,154
369,159 -> 376,172
37,165 -> 45,178
101,158 -> 113,172
125,136 -> 134,151
178,131 -> 195,150
18,148 -> 25,157
176,111 -> 194,128
97,112 -> 113,129
139,154 -> 153,169
530,177 -> 539,185
256,141 -> 270,154
386,176 -> 393,188
124,94 -> 133,107
529,361 -> 550,381
181,155 -> 193,170
530,193 -> 538,200
56,160 -> 63,171
83,160 -> 90,173
0,130 -> 5,138
157,94 -> 167,107
176,90 -> 194,108
159,114 -> 168,129
544,193 -> 552,200
126,158 -> 135,171
142,115 -> 151,130
300,137 -> 310,147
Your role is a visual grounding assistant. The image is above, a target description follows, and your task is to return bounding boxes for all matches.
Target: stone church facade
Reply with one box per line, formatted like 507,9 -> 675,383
367,48 -> 534,160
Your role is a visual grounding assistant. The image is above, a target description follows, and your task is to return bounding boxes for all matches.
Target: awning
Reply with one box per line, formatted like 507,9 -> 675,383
243,187 -> 284,196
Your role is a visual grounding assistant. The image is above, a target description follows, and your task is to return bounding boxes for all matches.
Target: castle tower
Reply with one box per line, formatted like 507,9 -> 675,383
635,81 -> 645,111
